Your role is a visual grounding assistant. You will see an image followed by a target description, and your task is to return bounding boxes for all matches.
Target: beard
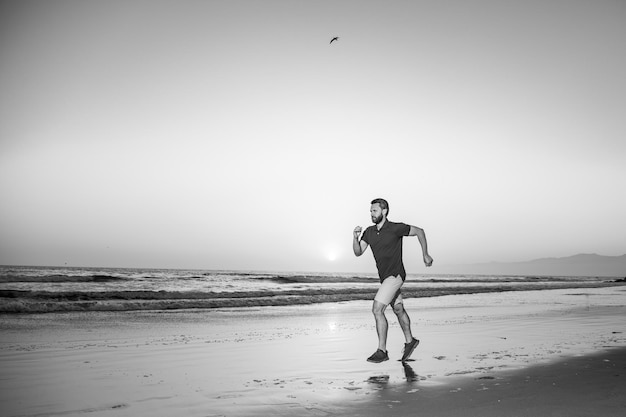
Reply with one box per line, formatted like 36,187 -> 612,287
371,213 -> 383,224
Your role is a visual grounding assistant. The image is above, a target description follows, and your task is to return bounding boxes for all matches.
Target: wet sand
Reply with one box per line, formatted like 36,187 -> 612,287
1,287 -> 625,416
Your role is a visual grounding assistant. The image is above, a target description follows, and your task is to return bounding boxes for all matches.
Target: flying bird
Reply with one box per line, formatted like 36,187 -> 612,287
330,36 -> 339,44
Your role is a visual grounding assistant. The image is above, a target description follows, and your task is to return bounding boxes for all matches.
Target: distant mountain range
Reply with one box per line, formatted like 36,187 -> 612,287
437,253 -> 626,277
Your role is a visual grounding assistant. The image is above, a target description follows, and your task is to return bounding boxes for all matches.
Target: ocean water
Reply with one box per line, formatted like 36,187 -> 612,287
0,265 -> 619,313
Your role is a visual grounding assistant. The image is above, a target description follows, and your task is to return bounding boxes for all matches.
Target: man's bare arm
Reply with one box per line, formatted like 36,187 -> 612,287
408,225 -> 433,266
353,226 -> 369,256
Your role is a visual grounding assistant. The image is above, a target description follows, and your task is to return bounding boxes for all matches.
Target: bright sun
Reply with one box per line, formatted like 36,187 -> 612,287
322,243 -> 341,262
324,244 -> 340,262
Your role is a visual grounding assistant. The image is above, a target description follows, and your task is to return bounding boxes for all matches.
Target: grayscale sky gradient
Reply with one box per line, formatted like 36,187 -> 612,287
1,0 -> 624,272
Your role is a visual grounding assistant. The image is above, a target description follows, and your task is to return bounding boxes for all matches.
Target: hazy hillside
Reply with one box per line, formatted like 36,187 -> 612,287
436,254 -> 626,277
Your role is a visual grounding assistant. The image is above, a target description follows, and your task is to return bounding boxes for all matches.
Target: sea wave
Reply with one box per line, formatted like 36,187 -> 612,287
0,271 -> 596,285
0,274 -> 130,283
1,266 -> 622,313
1,281 -> 623,314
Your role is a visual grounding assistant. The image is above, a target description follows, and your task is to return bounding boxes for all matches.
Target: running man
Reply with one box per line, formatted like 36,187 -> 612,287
353,198 -> 433,363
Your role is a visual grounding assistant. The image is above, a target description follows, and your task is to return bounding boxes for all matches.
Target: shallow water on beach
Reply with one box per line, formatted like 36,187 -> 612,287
2,287 -> 625,417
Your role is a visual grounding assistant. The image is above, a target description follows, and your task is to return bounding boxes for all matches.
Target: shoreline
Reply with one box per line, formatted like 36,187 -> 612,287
1,287 -> 625,416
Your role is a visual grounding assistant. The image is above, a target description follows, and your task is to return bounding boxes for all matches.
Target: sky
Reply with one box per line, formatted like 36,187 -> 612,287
1,0 -> 625,273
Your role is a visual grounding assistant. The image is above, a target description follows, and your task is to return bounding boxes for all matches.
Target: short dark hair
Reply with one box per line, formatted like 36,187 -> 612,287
371,198 -> 389,215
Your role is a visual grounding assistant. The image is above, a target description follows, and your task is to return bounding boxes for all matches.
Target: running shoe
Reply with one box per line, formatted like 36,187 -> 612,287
367,349 -> 389,363
401,338 -> 420,362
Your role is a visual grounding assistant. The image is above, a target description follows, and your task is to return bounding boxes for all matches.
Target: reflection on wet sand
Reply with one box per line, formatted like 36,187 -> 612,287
367,361 -> 422,387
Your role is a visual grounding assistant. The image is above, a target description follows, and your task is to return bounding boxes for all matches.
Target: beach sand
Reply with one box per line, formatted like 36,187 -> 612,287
1,286 -> 625,416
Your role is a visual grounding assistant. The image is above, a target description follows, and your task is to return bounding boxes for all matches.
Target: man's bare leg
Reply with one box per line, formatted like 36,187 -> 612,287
394,302 -> 420,361
393,302 -> 414,344
372,300 -> 388,351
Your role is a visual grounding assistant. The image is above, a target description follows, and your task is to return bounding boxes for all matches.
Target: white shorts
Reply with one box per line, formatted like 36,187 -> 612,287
374,275 -> 404,306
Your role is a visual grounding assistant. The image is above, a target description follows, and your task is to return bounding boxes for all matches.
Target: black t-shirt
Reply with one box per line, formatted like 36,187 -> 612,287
362,220 -> 411,282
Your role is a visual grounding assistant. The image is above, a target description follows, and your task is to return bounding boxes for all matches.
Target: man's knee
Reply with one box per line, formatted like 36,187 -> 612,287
372,300 -> 387,315
392,302 -> 405,315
